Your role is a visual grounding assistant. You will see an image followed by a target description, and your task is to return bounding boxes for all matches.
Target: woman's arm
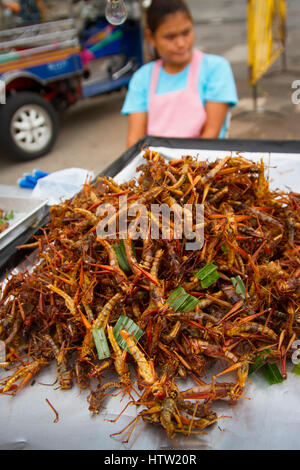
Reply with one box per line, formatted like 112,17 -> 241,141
201,102 -> 229,138
126,112 -> 148,149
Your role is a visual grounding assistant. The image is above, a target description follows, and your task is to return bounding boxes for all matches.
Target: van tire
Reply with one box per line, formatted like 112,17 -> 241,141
0,92 -> 58,161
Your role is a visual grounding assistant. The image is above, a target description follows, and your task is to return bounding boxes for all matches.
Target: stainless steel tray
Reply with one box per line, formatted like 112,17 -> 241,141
0,197 -> 48,251
1,149 -> 300,450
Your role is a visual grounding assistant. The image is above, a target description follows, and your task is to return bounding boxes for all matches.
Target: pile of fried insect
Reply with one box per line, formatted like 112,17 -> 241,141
1,149 -> 299,440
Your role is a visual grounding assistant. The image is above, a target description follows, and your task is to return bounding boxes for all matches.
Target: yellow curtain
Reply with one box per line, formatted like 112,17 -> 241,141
248,0 -> 286,86
36,0 -> 48,22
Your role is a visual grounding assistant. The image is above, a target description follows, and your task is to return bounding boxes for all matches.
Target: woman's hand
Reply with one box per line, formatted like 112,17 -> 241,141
126,112 -> 148,149
201,102 -> 229,138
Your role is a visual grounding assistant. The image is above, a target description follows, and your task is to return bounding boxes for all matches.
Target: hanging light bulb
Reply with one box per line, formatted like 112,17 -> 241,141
105,0 -> 128,25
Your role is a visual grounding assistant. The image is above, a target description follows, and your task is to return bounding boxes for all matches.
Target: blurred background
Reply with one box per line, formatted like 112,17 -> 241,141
0,0 -> 299,184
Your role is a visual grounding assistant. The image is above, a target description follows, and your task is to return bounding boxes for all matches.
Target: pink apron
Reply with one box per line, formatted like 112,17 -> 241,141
147,49 -> 207,138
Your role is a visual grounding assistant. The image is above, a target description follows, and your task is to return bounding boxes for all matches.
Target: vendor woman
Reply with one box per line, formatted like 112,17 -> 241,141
122,0 -> 238,148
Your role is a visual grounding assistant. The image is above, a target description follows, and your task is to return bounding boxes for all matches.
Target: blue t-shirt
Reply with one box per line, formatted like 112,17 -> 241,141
121,53 -> 238,138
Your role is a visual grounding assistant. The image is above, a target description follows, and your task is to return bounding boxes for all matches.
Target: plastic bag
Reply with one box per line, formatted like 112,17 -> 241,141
31,168 -> 95,205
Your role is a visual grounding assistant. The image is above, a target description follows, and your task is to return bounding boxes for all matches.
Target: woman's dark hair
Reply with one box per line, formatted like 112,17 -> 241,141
146,0 -> 192,34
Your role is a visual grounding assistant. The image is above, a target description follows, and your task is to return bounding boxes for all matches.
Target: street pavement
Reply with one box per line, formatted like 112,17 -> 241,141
0,0 -> 299,185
